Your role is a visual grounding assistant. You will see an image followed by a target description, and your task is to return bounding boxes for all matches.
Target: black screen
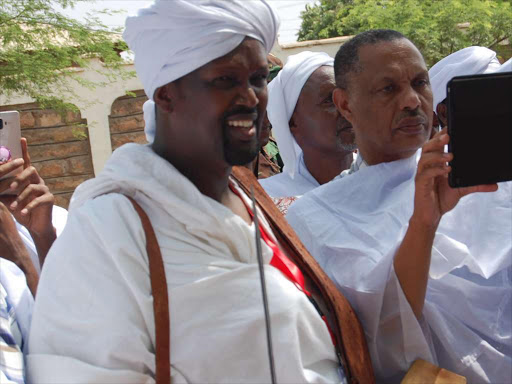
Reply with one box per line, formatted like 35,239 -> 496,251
447,72 -> 512,187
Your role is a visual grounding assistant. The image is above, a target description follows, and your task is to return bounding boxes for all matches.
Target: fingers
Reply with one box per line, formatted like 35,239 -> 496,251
6,165 -> 42,195
457,183 -> 499,198
0,158 -> 24,178
0,159 -> 25,194
21,138 -> 31,169
9,183 -> 54,216
421,127 -> 449,154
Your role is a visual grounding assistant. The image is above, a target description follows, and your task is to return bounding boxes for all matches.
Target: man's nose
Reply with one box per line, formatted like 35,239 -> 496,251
236,86 -> 259,108
400,86 -> 421,110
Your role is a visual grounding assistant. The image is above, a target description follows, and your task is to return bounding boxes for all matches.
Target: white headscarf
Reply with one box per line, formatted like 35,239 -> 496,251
267,51 -> 334,178
123,0 -> 279,143
429,46 -> 501,110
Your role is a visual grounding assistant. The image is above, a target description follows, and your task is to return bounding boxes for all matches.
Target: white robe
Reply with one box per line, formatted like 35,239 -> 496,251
286,151 -> 512,383
27,144 -> 342,384
259,153 -> 319,198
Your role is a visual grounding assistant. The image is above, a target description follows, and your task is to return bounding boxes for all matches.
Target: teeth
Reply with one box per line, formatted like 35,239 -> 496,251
227,120 -> 254,128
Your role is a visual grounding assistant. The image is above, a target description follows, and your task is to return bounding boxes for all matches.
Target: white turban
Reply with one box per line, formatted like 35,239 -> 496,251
267,51 -> 334,178
123,0 -> 279,143
429,46 -> 501,111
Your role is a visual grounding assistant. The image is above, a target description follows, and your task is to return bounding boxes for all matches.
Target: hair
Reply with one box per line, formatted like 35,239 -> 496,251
334,29 -> 407,89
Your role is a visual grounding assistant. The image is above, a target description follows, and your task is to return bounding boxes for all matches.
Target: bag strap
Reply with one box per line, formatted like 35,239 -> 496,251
127,197 -> 171,384
231,166 -> 375,384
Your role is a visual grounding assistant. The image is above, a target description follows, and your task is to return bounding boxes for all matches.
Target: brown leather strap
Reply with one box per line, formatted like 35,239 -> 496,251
231,166 -> 375,384
127,197 -> 171,384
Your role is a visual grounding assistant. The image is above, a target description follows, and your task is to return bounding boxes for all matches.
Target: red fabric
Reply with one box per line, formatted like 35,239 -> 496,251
230,183 -> 335,344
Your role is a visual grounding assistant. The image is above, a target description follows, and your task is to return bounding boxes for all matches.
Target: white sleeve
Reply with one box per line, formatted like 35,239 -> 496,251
287,203 -> 436,382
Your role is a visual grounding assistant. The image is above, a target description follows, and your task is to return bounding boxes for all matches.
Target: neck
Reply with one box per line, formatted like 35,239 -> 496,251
152,144 -> 232,203
303,150 -> 354,185
360,148 -> 417,166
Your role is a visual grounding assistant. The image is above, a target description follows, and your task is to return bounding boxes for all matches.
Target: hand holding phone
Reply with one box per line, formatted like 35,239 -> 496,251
0,111 -> 23,188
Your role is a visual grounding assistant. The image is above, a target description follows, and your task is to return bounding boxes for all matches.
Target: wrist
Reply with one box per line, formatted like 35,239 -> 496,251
29,226 -> 57,244
9,244 -> 34,273
409,214 -> 439,236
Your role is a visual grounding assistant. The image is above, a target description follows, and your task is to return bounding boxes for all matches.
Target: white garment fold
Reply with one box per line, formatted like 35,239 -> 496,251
259,152 -> 319,198
287,151 -> 512,383
27,144 -> 341,383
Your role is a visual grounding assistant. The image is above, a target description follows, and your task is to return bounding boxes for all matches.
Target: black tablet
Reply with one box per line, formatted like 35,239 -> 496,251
447,71 -> 512,188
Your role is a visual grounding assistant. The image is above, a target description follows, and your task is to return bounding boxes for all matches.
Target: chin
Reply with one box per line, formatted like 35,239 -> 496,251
224,143 -> 260,166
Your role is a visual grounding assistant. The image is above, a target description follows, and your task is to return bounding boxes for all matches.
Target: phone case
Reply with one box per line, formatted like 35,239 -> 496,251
0,111 -> 23,182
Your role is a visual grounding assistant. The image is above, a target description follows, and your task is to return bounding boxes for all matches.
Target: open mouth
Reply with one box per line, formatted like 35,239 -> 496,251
224,115 -> 258,141
226,120 -> 255,128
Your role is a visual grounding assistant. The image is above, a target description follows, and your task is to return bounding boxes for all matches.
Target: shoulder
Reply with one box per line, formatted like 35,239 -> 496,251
45,193 -> 147,273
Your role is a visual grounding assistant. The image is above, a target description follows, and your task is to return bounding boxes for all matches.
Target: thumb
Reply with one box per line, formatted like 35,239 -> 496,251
21,138 -> 31,169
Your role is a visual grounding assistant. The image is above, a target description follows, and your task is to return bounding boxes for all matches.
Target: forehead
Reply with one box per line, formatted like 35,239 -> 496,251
200,38 -> 268,73
302,66 -> 335,95
355,39 -> 427,84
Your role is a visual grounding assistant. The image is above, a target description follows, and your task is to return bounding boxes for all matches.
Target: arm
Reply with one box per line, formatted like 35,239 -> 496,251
394,129 -> 498,319
0,139 -> 56,268
0,202 -> 39,296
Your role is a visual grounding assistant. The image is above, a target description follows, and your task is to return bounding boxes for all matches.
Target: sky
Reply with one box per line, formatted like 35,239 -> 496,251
58,0 -> 316,44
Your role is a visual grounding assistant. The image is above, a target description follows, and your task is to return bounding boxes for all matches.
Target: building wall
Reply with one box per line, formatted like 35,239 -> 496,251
109,90 -> 148,151
0,103 -> 94,208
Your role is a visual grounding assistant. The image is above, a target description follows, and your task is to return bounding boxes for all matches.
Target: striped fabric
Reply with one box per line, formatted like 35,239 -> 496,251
0,283 -> 25,384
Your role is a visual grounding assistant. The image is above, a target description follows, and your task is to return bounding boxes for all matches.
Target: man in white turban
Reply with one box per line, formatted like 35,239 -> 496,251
429,46 -> 501,129
259,51 -> 356,199
287,30 -> 511,383
26,1 -> 368,383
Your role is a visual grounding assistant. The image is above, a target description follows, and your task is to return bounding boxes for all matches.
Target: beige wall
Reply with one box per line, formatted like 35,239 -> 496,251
0,38 -> 345,180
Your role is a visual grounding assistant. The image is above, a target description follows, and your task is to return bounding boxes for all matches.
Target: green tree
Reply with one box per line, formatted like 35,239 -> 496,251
298,0 -> 512,66
0,0 -> 133,112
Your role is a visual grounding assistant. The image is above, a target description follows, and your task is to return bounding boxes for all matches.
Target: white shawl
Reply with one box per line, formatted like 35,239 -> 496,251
287,151 -> 512,383
27,144 -> 341,383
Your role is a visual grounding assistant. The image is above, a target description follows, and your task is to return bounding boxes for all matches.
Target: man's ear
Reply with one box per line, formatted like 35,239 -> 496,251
154,84 -> 174,114
436,102 -> 447,128
333,87 -> 353,123
289,113 -> 303,145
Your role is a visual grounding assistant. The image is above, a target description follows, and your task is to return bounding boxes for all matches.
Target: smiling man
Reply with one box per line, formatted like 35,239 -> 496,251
287,30 -> 511,383
259,51 -> 356,200
24,1 -> 371,383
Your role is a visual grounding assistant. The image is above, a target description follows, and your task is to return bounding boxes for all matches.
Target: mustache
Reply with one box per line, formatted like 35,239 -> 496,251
396,108 -> 427,122
222,106 -> 258,120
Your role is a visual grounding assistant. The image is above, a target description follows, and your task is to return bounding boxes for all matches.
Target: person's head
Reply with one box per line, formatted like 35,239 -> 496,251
290,65 -> 356,154
333,29 -> 433,165
268,51 -> 355,178
123,0 -> 279,171
154,38 -> 268,167
429,46 -> 501,128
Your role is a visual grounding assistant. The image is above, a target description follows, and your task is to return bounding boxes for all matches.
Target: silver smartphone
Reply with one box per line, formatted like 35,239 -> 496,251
0,111 -> 23,181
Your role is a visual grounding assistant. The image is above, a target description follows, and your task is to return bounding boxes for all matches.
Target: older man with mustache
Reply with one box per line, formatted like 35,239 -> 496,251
287,29 -> 511,383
